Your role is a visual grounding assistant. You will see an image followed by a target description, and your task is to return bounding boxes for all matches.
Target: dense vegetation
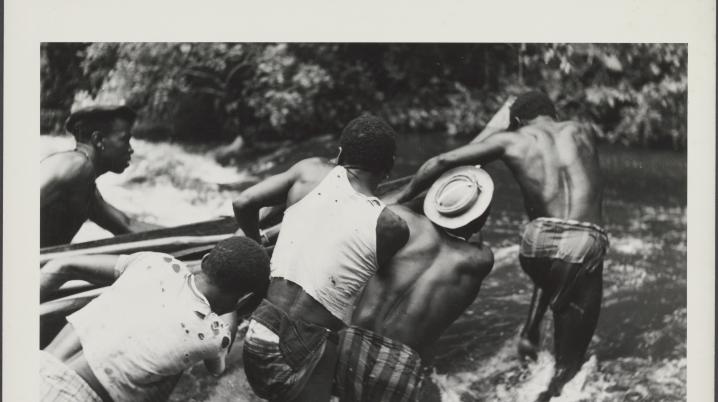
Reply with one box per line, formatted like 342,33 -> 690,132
41,43 -> 686,149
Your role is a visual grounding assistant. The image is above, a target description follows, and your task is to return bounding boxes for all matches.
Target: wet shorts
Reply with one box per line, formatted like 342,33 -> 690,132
520,217 -> 609,311
40,351 -> 102,402
334,326 -> 429,402
243,299 -> 332,402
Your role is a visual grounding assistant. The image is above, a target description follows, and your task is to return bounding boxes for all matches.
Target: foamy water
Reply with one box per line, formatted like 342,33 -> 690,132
42,136 -> 253,242
41,136 -> 687,402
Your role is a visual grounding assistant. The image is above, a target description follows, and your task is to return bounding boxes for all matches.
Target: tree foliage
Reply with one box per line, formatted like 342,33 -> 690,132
41,43 -> 686,149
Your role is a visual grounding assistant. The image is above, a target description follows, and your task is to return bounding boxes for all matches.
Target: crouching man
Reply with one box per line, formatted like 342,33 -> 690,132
335,166 -> 495,402
40,236 -> 270,402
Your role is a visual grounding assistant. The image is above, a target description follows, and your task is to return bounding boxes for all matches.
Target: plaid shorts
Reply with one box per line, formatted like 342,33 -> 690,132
39,351 -> 102,402
520,217 -> 608,269
334,326 -> 428,402
243,299 -> 331,402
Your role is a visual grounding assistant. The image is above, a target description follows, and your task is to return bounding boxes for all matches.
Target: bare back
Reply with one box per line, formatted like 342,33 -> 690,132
503,119 -> 603,224
352,206 -> 493,358
40,151 -> 96,247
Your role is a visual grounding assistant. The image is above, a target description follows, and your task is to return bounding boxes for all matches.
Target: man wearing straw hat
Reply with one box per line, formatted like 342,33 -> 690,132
334,165 -> 495,402
41,105 -> 159,248
393,91 -> 608,401
40,236 -> 270,402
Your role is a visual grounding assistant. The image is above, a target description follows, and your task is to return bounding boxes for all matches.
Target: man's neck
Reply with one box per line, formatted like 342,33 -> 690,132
343,166 -> 380,195
75,143 -> 105,177
194,273 -> 234,315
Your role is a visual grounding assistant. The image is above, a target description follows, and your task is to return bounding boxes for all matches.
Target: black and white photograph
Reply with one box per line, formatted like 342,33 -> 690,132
35,42 -> 687,402
3,1 -> 714,401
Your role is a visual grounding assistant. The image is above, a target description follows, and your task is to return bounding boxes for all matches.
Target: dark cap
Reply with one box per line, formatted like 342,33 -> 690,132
65,105 -> 137,136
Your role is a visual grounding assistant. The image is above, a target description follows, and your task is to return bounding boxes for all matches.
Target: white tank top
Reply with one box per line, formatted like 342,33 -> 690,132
270,166 -> 385,324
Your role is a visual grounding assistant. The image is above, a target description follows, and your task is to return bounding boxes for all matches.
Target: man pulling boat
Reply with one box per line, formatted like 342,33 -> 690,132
393,91 -> 608,401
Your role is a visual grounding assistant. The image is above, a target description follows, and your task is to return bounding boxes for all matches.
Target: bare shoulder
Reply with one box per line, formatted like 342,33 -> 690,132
555,120 -> 596,139
41,152 -> 93,186
290,157 -> 335,179
377,206 -> 410,240
456,240 -> 494,277
376,206 -> 410,266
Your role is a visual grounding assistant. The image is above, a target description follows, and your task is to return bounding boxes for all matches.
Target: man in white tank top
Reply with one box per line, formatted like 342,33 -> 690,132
233,114 -> 410,402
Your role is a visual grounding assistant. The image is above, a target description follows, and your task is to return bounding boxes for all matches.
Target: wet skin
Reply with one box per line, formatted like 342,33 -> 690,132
40,118 -> 136,248
352,204 -> 494,361
233,157 -> 408,402
396,114 -> 604,400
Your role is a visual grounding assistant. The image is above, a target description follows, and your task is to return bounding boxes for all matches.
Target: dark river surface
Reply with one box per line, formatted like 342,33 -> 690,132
169,134 -> 687,402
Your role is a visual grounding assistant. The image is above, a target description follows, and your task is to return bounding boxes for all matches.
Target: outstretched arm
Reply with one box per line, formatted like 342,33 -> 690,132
471,96 -> 516,144
89,189 -> 163,235
233,161 -> 306,243
40,254 -> 121,300
394,135 -> 510,203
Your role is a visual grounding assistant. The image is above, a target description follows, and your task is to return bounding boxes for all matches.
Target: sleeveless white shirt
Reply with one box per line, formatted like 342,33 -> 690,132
270,166 -> 385,324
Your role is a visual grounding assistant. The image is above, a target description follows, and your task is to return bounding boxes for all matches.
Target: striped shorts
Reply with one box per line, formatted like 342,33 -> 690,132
39,351 -> 102,402
520,217 -> 608,269
334,326 -> 427,402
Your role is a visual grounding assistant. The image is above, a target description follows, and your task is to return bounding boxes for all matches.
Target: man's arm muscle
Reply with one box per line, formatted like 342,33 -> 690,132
233,159 -> 313,242
396,135 -> 511,203
88,189 -> 134,235
375,207 -> 410,275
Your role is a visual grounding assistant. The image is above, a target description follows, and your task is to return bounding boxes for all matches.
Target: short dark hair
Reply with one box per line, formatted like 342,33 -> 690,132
65,106 -> 137,142
339,114 -> 397,174
509,91 -> 557,126
202,236 -> 270,295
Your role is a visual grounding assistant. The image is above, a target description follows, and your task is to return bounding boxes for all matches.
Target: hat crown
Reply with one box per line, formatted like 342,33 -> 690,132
434,174 -> 480,216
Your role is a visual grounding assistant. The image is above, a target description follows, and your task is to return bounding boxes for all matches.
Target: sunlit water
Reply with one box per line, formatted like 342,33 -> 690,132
41,134 -> 686,401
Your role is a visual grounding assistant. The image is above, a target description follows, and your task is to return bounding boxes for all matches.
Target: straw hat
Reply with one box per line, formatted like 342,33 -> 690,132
423,166 -> 494,229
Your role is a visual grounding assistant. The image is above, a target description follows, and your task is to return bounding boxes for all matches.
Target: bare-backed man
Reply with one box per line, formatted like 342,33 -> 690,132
334,166 -> 495,402
41,106 -> 159,248
233,114 -> 409,402
393,91 -> 608,401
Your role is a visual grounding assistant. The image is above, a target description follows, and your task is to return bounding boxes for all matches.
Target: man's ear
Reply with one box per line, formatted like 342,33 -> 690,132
90,131 -> 103,148
510,116 -> 521,130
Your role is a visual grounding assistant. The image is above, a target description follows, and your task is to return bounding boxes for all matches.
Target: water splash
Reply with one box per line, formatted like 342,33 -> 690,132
432,335 -> 602,402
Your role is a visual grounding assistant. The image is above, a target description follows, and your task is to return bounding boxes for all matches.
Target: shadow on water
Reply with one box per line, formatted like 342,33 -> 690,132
162,134 -> 686,402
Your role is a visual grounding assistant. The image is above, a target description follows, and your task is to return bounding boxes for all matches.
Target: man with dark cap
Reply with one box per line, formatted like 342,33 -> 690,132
392,91 -> 608,401
40,236 -> 270,402
41,105 -> 159,248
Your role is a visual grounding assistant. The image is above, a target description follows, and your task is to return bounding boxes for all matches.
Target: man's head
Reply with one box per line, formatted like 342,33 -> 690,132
338,114 -> 397,176
65,106 -> 137,173
508,91 -> 557,130
423,166 -> 494,240
201,236 -> 270,302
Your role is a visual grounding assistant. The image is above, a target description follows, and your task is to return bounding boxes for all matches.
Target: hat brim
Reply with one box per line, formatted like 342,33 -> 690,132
423,166 -> 494,229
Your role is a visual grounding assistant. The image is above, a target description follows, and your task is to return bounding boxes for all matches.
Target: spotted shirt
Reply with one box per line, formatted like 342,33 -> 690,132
67,252 -> 232,402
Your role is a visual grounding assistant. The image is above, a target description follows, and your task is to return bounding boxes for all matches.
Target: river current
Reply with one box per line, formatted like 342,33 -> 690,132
41,133 -> 687,401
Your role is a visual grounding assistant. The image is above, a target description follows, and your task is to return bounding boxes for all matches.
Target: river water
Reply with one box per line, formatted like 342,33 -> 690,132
42,134 -> 687,401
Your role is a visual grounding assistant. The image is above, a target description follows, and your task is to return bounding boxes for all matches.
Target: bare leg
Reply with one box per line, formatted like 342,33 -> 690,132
518,256 -> 552,361
293,336 -> 339,402
519,285 -> 551,361
538,263 -> 603,401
